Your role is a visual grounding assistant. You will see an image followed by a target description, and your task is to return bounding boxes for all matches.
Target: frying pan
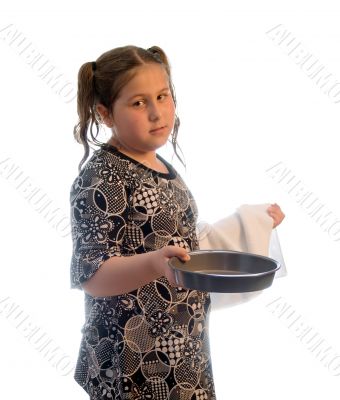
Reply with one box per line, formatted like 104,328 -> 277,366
169,250 -> 281,293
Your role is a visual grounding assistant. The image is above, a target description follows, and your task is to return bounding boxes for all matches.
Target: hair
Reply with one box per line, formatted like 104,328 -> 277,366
73,45 -> 184,172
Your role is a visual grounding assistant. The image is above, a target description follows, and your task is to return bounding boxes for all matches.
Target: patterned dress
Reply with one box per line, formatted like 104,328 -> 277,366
70,144 -> 216,399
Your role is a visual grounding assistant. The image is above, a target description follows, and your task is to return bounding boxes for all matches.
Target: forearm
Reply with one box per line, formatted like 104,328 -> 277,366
81,252 -> 160,297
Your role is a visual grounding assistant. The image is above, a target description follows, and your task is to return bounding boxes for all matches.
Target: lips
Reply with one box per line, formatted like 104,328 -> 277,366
150,125 -> 166,132
150,126 -> 166,133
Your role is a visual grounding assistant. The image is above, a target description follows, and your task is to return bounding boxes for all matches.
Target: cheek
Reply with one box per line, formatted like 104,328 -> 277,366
167,100 -> 176,119
130,116 -> 145,131
119,114 -> 142,131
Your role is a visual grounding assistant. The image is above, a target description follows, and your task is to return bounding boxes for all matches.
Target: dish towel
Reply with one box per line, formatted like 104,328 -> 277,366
197,203 -> 287,310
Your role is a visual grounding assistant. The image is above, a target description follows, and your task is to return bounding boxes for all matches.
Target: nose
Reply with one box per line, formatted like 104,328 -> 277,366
148,100 -> 161,121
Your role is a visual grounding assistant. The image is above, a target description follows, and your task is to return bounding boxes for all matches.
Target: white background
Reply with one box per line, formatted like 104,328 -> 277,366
1,1 -> 340,399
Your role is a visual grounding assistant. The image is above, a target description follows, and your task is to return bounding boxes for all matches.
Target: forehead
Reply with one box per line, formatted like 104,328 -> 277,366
119,63 -> 169,98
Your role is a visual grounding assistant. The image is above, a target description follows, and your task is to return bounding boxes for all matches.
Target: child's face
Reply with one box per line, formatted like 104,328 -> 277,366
109,63 -> 175,157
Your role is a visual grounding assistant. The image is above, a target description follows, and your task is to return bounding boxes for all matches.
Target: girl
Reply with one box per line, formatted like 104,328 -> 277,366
70,45 -> 284,400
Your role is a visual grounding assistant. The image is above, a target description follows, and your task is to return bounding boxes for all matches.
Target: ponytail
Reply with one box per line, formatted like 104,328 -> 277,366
73,61 -> 100,172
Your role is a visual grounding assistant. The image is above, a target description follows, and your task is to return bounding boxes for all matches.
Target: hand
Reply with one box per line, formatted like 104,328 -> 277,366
267,203 -> 285,228
151,245 -> 190,287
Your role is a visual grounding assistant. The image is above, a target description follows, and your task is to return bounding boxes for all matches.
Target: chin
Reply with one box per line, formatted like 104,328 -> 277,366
147,134 -> 170,149
155,137 -> 171,150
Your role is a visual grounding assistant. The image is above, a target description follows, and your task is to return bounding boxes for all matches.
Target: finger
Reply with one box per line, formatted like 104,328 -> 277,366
269,203 -> 281,211
267,209 -> 276,218
165,265 -> 180,287
164,246 -> 190,261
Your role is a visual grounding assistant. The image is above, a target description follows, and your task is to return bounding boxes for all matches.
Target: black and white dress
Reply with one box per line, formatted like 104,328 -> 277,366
70,144 -> 216,400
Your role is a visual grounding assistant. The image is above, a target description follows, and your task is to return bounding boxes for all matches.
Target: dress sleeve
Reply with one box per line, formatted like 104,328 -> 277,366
69,158 -> 129,289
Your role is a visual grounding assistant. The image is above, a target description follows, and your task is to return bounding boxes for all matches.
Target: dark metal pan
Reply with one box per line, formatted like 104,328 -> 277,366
168,250 -> 281,293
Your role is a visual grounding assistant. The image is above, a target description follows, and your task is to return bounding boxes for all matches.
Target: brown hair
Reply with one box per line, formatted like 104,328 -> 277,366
73,45 -> 183,172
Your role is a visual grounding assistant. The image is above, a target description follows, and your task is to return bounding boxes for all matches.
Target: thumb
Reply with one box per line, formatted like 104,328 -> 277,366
163,245 -> 190,262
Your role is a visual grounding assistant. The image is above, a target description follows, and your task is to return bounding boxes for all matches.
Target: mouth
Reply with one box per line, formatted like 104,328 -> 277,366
150,126 -> 166,134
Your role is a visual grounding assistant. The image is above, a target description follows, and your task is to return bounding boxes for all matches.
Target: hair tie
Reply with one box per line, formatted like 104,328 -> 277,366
92,61 -> 97,72
147,48 -> 161,62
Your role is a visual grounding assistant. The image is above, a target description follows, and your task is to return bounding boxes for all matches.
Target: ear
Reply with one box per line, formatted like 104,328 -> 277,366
96,103 -> 114,128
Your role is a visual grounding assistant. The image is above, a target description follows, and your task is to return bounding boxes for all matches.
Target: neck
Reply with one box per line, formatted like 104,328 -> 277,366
106,138 -> 168,173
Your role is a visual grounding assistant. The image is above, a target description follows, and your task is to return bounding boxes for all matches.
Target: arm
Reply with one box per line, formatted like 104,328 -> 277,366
81,245 -> 190,297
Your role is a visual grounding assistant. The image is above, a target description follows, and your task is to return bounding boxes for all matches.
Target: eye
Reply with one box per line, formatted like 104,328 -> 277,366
132,100 -> 145,107
158,93 -> 169,100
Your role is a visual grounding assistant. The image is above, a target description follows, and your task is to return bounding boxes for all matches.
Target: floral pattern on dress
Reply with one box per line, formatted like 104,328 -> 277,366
70,144 -> 216,399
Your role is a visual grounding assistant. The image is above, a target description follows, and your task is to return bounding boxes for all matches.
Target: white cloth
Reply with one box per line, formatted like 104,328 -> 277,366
197,203 -> 287,309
